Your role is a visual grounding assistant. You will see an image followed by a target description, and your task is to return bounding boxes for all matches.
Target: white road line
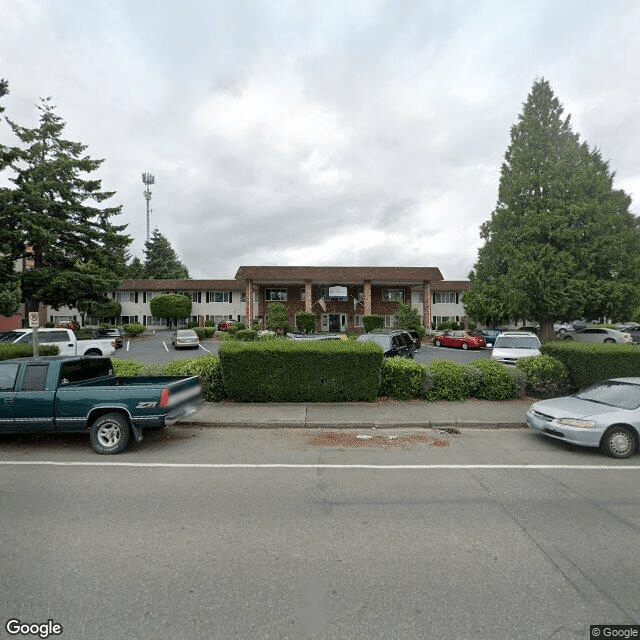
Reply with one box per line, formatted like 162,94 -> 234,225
0,461 -> 639,470
199,344 -> 211,353
126,340 -> 130,352
162,341 -> 169,352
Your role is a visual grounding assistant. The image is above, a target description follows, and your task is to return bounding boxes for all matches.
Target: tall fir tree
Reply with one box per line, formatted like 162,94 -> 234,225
0,79 -> 23,316
1,96 -> 132,314
143,228 -> 190,279
464,78 -> 640,341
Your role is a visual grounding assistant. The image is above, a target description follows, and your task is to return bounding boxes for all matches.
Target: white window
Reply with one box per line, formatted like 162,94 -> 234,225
354,315 -> 364,328
265,288 -> 288,301
433,292 -> 458,304
115,292 -> 136,303
210,292 -> 231,303
384,315 -> 396,328
382,289 -> 404,302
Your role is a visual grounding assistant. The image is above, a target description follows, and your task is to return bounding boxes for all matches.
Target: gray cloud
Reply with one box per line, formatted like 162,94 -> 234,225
1,0 -> 638,280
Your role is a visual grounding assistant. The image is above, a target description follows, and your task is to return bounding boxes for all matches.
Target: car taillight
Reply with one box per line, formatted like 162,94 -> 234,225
159,388 -> 170,408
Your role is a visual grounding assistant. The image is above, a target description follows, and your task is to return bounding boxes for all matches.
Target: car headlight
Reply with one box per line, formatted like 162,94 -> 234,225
557,418 -> 597,429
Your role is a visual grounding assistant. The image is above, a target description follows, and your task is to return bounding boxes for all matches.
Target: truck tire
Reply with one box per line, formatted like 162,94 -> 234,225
84,348 -> 102,356
89,412 -> 131,455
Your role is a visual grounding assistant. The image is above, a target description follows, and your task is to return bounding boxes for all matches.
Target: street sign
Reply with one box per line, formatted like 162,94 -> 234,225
28,312 -> 40,328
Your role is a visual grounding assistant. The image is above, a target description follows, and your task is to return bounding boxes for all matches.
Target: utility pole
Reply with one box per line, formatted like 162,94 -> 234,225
141,172 -> 155,243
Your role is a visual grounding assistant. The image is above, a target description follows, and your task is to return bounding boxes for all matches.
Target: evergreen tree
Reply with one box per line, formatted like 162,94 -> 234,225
1,96 -> 132,314
465,79 -> 640,341
143,228 -> 190,279
127,256 -> 147,280
0,79 -> 22,316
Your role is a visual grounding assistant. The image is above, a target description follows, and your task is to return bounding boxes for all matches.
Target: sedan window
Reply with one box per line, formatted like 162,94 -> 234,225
576,381 -> 640,410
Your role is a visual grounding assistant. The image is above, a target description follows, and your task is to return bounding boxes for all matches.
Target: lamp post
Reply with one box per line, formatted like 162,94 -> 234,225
141,172 -> 155,243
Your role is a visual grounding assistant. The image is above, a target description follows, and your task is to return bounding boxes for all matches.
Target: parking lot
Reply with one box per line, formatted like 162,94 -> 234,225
114,330 -> 491,366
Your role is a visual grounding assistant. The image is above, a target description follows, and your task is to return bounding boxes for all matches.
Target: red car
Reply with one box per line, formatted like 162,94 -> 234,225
217,320 -> 235,331
433,330 -> 486,350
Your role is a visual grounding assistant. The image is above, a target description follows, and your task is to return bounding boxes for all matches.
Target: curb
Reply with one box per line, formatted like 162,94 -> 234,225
178,420 -> 528,430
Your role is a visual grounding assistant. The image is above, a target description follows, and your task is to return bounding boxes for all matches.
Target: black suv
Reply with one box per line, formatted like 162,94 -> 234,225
356,330 -> 415,358
94,327 -> 124,348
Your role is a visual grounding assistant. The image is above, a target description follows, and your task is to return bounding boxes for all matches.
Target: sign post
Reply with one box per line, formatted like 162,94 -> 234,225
28,312 -> 40,357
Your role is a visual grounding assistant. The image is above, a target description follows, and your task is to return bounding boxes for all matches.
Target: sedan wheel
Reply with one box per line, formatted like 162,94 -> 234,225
604,338 -> 616,344
434,340 -> 441,347
462,342 -> 469,350
600,426 -> 637,459
563,335 -> 574,341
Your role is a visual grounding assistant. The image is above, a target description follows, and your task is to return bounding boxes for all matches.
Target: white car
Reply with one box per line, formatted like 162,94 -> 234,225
526,378 -> 640,458
553,322 -> 573,334
561,327 -> 632,344
490,331 -> 541,365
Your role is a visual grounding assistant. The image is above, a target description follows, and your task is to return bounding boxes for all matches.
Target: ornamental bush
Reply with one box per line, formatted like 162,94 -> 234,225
379,358 -> 426,400
123,322 -> 147,337
422,360 -> 472,401
515,354 -> 570,398
235,329 -> 258,342
363,315 -> 385,333
468,358 -> 517,400
296,312 -> 318,334
112,359 -> 145,377
0,344 -> 58,360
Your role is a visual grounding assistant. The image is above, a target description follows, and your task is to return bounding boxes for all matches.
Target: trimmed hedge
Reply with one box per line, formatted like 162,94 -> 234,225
123,322 -> 147,337
422,360 -> 472,401
137,355 -> 226,402
379,358 -> 426,400
0,344 -> 59,360
219,340 -> 383,402
468,358 -> 518,400
541,341 -> 640,390
515,354 -> 570,398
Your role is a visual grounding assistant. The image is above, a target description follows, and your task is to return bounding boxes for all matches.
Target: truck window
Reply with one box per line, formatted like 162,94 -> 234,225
0,363 -> 20,390
40,331 -> 72,343
60,358 -> 112,383
21,364 -> 49,391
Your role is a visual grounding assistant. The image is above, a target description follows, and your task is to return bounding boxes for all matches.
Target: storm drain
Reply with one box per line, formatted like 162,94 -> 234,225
437,427 -> 461,435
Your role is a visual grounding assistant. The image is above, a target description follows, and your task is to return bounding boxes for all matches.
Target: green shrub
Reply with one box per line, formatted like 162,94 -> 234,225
515,355 -> 570,398
0,344 -> 58,360
235,329 -> 258,342
468,359 -> 517,400
296,312 -> 318,334
205,318 -> 216,327
123,322 -> 147,337
250,322 -> 261,331
187,321 -> 199,329
219,340 -> 382,402
228,322 -> 247,335
541,341 -> 640,389
379,358 -> 426,400
193,327 -> 206,339
363,315 -> 385,333
112,359 -> 145,377
422,360 -> 472,401
138,355 -> 226,402
204,326 -> 215,338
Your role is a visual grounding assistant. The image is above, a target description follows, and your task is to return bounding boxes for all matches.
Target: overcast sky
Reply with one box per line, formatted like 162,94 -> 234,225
2,1 -> 639,281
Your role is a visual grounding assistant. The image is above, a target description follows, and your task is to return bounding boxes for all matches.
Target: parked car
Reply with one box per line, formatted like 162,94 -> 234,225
405,329 -> 422,350
56,320 -> 80,331
357,330 -> 415,359
561,327 -> 632,344
553,322 -> 573,334
490,331 -> 541,365
0,328 -> 116,357
0,356 -> 203,454
170,329 -> 200,349
217,320 -> 235,331
619,326 -> 640,343
432,331 -> 486,350
476,329 -> 502,348
94,327 -> 124,348
526,378 -> 640,458
287,333 -> 342,341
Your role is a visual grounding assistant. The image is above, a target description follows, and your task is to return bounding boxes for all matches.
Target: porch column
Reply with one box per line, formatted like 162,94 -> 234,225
423,281 -> 431,330
245,279 -> 253,324
364,280 -> 372,316
305,279 -> 312,313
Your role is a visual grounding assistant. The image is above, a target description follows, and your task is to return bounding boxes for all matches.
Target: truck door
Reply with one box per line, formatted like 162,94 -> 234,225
14,362 -> 56,432
0,362 -> 20,432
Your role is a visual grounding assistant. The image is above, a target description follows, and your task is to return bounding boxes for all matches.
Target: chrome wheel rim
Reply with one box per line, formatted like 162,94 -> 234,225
97,423 -> 122,448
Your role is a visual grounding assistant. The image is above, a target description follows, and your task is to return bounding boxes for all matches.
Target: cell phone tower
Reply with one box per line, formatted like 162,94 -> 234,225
142,172 -> 155,243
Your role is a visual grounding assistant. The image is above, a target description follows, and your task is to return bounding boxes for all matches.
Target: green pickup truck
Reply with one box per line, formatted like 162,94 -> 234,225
0,356 -> 203,454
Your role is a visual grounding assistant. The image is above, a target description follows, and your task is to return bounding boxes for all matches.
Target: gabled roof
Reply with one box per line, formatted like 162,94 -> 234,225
234,266 -> 443,286
431,280 -> 471,291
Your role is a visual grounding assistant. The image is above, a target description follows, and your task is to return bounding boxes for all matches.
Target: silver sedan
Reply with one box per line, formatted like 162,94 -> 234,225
561,327 -> 632,344
170,329 -> 200,349
526,378 -> 640,458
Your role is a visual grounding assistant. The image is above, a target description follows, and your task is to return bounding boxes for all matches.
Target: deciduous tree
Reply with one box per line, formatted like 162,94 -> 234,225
149,294 -> 192,328
465,79 -> 640,341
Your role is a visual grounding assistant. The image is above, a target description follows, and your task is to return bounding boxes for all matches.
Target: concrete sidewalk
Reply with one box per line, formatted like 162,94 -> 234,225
182,399 -> 532,430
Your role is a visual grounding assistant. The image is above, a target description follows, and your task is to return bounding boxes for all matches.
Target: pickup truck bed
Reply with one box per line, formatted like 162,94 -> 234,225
0,356 -> 203,454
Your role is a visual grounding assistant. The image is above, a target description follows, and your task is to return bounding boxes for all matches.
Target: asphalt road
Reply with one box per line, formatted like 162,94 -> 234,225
1,427 -> 639,640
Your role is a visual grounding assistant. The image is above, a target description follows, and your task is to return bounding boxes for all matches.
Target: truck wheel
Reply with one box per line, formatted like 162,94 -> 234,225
89,413 -> 131,455
85,348 -> 102,356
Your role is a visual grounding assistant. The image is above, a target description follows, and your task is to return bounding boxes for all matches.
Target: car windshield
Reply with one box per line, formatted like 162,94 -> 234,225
178,330 -> 197,338
574,381 -> 640,410
0,331 -> 23,343
494,336 -> 539,349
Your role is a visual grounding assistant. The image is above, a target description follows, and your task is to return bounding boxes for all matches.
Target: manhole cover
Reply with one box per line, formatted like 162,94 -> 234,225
437,427 -> 461,435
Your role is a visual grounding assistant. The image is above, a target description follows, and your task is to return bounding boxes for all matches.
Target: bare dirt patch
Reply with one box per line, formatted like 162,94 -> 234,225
307,431 -> 449,448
